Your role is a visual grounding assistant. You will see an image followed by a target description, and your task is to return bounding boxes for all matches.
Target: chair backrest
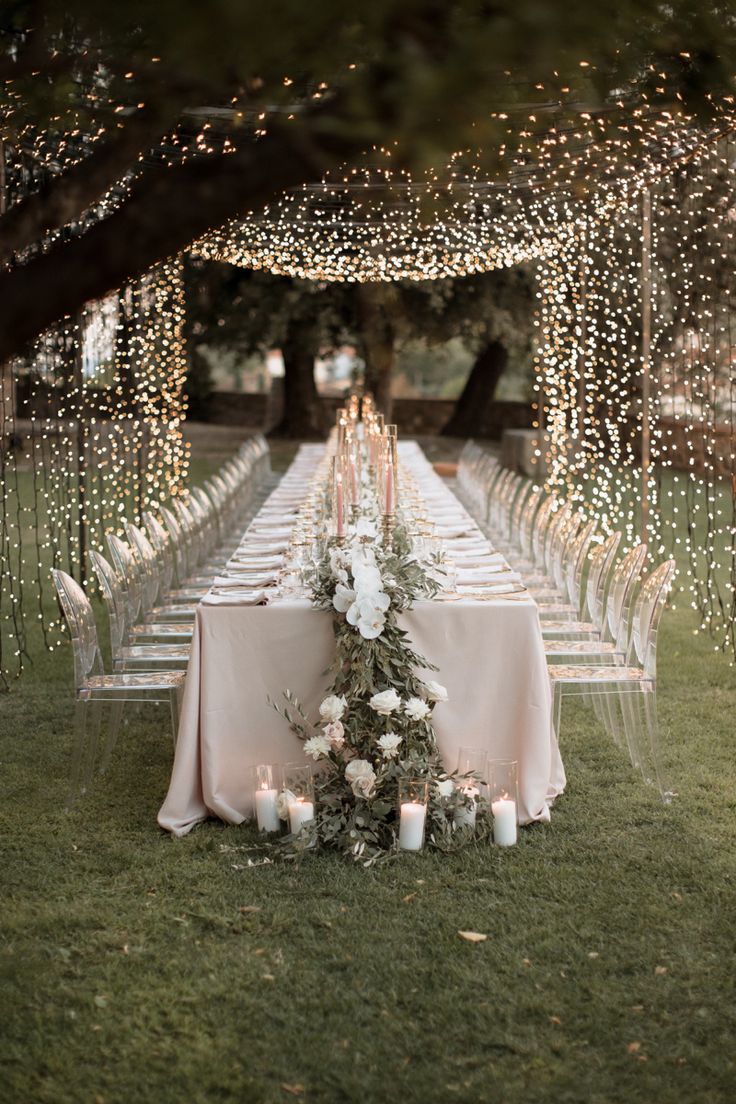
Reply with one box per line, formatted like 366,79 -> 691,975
51,568 -> 103,688
518,487 -> 544,558
585,531 -> 622,625
125,523 -> 162,610
605,543 -> 648,649
564,519 -> 598,609
530,496 -> 558,564
160,505 -> 189,582
106,533 -> 143,622
90,549 -> 129,657
504,478 -> 533,542
142,511 -> 175,596
628,559 -> 676,679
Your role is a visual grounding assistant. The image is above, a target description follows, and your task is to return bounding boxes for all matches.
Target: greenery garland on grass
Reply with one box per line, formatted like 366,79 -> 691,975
271,525 -> 491,864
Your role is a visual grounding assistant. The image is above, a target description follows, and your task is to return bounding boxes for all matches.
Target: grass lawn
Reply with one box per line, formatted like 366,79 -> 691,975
1,431 -> 735,1104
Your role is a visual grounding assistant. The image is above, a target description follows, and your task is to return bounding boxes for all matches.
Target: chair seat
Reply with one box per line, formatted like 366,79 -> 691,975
540,620 -> 600,636
83,671 -> 185,692
548,664 -> 650,683
544,640 -> 617,656
121,644 -> 190,660
148,605 -> 197,621
538,604 -> 577,619
130,623 -> 194,640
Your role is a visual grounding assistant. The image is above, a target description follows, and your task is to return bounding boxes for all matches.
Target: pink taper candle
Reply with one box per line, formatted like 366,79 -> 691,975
349,454 -> 359,506
384,457 -> 394,516
336,472 -> 345,538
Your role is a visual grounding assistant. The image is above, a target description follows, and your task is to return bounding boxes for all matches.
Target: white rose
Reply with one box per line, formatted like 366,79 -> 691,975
345,759 -> 376,799
377,732 -> 402,759
369,688 -> 401,715
323,720 -> 345,750
424,680 -> 448,703
303,734 -> 331,760
333,583 -> 356,614
404,697 -> 431,722
319,694 -> 347,723
276,788 -> 296,820
435,778 -> 455,799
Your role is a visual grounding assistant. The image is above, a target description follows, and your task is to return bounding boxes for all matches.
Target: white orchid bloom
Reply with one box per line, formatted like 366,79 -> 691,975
333,583 -> 356,614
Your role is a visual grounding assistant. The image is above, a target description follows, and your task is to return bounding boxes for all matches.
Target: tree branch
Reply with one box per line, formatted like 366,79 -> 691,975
0,119 -> 356,364
0,104 -> 179,263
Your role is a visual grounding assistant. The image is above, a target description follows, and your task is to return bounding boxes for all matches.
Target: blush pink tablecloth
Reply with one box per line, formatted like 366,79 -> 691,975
158,592 -> 565,837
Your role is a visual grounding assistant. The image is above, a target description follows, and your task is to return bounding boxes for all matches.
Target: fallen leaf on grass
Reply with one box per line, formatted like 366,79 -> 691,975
280,1084 -> 304,1096
402,892 -> 417,903
93,995 -> 109,1009
458,931 -> 488,943
588,952 -> 599,959
549,1015 -> 562,1026
655,965 -> 668,976
627,1041 -> 641,1054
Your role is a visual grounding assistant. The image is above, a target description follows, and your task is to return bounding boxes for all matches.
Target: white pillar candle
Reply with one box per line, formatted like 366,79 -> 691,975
454,785 -> 478,829
288,798 -> 315,835
255,787 -> 280,833
492,797 -> 517,846
399,801 -> 426,851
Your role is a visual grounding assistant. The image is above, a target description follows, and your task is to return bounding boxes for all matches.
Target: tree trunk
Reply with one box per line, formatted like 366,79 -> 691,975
271,318 -> 324,438
355,284 -> 396,421
441,339 -> 508,437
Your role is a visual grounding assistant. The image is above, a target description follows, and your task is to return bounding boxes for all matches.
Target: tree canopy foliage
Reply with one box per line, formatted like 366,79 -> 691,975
1,1 -> 736,361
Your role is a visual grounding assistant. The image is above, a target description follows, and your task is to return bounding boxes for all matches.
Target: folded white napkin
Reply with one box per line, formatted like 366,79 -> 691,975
201,589 -> 269,606
238,539 -> 289,553
456,569 -> 522,585
248,525 -> 294,538
436,524 -> 482,539
457,580 -> 523,595
446,536 -> 492,549
450,548 -> 501,561
229,555 -> 283,569
213,572 -> 277,588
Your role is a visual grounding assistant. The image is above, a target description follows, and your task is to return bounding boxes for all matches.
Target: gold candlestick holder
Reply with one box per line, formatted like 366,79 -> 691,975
381,513 -> 396,549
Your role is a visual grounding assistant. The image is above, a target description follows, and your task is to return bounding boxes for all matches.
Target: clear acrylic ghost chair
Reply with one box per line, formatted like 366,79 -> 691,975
142,512 -> 209,603
492,471 -> 528,542
525,504 -> 577,594
544,543 -> 648,660
107,532 -> 196,626
548,559 -> 676,801
539,530 -> 622,628
127,522 -> 208,607
90,550 -> 190,671
52,568 -> 185,804
526,512 -> 591,597
499,477 -> 533,544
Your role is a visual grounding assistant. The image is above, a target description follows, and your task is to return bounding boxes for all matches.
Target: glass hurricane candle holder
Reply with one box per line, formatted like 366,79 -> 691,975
283,763 -> 316,835
251,764 -> 281,833
398,778 -> 429,852
455,747 -> 487,829
489,759 -> 518,847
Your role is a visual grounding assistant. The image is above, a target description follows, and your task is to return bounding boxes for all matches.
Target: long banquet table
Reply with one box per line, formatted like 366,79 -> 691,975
158,442 -> 565,836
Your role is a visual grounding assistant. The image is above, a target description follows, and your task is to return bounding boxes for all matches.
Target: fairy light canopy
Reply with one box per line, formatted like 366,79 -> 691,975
192,91 -> 736,283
